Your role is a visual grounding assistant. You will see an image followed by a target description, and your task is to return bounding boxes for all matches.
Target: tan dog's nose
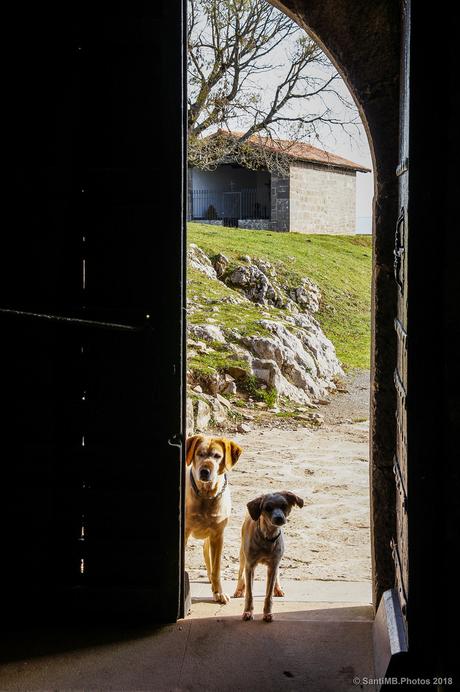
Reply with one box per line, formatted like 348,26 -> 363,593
200,467 -> 211,481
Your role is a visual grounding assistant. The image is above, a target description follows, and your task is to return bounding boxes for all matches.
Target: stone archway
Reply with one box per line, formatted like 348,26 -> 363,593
270,0 -> 401,608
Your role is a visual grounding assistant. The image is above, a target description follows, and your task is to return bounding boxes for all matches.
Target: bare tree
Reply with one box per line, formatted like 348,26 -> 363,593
188,0 -> 359,172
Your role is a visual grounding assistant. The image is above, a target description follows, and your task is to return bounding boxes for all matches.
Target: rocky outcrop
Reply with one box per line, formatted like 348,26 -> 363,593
188,243 -> 217,279
242,317 -> 343,405
187,245 -> 344,428
226,263 -> 292,309
224,258 -> 324,317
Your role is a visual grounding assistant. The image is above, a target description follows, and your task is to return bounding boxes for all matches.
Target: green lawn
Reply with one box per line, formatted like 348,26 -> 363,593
187,222 -> 372,370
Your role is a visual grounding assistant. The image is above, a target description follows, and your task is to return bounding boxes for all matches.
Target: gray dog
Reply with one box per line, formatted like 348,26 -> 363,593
234,491 -> 304,621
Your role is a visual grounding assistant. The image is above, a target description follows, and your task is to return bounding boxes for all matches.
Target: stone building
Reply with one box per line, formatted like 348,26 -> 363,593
188,133 -> 370,234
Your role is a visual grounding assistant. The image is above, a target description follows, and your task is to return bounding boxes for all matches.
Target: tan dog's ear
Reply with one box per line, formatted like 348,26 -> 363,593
247,495 -> 264,521
280,491 -> 304,508
218,438 -> 243,471
185,435 -> 203,466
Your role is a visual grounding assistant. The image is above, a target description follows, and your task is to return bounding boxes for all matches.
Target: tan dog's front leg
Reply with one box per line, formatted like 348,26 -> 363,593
263,564 -> 278,622
210,532 -> 229,604
203,537 -> 212,582
242,564 -> 254,620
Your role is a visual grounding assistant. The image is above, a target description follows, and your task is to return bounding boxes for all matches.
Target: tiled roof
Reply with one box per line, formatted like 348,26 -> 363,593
215,130 -> 371,173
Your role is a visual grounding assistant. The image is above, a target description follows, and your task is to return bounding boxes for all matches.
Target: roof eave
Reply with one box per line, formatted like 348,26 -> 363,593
290,156 -> 371,173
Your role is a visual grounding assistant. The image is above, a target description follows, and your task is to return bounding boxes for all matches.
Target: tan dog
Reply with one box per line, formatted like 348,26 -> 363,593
185,434 -> 243,604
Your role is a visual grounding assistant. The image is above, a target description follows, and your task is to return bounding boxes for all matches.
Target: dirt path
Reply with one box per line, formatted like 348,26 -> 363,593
186,370 -> 371,585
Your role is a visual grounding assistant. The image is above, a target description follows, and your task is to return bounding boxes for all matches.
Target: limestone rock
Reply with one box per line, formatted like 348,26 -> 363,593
195,399 -> 211,431
226,264 -> 286,308
220,295 -> 247,305
186,397 -> 195,436
241,318 -> 343,404
290,278 -> 321,313
216,393 -> 232,410
210,396 -> 228,425
222,380 -> 237,395
226,364 -> 248,380
251,357 -> 312,405
189,323 -> 226,343
188,244 -> 217,279
187,339 -> 213,354
205,372 -> 223,396
252,257 -> 275,277
212,253 -> 229,277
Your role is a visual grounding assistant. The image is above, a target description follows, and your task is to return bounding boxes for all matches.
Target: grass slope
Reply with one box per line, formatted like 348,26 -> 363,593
188,222 -> 372,370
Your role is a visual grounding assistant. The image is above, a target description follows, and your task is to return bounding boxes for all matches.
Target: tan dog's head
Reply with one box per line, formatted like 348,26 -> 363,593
186,434 -> 242,490
247,491 -> 304,527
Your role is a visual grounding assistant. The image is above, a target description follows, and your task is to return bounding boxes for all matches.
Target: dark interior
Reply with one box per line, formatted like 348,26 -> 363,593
0,0 -> 458,684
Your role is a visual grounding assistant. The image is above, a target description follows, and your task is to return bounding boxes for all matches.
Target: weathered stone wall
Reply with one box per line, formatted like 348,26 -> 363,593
289,161 -> 356,234
270,174 -> 290,232
271,0 -> 401,609
238,219 -> 274,231
197,219 -> 223,226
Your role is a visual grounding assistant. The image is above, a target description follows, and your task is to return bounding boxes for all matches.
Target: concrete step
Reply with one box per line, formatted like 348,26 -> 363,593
190,577 -> 372,603
189,579 -> 373,623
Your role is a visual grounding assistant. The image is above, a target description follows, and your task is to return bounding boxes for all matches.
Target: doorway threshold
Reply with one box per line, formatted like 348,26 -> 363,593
189,578 -> 373,621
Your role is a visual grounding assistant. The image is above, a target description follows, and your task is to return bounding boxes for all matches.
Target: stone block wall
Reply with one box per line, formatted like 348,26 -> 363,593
238,219 -> 274,231
270,174 -> 290,232
289,161 -> 356,234
197,219 -> 223,226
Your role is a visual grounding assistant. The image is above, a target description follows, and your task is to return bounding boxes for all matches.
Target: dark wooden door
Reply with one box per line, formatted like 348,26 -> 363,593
1,0 -> 185,622
392,0 -> 410,630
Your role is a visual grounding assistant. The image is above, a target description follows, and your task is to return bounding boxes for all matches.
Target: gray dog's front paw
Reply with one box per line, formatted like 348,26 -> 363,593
242,610 -> 254,621
263,613 -> 273,622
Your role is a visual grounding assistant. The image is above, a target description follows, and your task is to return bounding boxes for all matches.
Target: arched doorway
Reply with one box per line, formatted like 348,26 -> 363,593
2,0 -> 457,688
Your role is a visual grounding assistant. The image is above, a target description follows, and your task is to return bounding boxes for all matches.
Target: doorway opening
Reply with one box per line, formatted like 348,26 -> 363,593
185,0 -> 379,620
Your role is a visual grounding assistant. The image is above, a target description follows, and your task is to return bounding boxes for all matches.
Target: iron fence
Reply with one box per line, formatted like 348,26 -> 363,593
191,189 -> 270,221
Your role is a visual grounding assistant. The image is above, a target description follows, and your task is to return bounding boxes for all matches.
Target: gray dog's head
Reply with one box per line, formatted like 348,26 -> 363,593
247,491 -> 304,527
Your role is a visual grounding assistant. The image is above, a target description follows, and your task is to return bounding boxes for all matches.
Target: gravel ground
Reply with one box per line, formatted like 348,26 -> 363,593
321,369 -> 370,425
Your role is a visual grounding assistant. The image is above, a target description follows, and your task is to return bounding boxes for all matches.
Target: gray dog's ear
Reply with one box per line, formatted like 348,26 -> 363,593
280,491 -> 304,508
247,495 -> 264,521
